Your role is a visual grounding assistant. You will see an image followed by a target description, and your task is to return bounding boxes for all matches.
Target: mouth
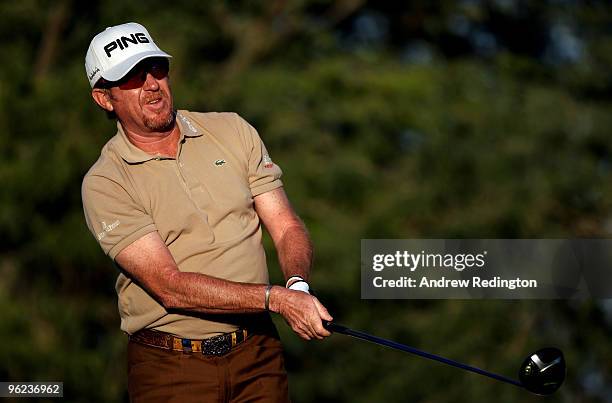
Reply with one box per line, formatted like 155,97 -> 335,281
142,95 -> 166,111
145,96 -> 162,105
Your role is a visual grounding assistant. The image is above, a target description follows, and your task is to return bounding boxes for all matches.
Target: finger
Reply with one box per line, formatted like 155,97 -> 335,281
298,297 -> 320,338
312,319 -> 331,337
308,306 -> 331,338
311,324 -> 325,339
304,319 -> 319,339
314,325 -> 330,338
293,323 -> 311,340
297,327 -> 312,340
297,318 -> 318,340
312,297 -> 333,322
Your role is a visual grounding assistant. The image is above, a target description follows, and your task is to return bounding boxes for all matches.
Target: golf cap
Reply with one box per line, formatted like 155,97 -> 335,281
85,22 -> 171,88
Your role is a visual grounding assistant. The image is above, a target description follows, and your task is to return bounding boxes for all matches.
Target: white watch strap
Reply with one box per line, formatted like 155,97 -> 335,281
288,280 -> 310,294
285,276 -> 305,288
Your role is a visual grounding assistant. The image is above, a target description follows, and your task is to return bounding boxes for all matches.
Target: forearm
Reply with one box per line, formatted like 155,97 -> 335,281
115,231 -> 270,315
275,223 -> 313,283
161,271 -> 267,314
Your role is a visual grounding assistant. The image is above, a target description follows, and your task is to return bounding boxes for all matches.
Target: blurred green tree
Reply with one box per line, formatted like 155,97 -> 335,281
0,1 -> 611,402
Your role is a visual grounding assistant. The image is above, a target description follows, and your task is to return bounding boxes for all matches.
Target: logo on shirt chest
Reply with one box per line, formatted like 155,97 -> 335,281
214,159 -> 227,166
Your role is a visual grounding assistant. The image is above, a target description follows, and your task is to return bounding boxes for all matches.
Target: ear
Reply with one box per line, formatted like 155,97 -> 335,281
91,88 -> 114,112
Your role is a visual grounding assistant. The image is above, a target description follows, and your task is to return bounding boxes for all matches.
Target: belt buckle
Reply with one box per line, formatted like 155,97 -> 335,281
202,334 -> 231,356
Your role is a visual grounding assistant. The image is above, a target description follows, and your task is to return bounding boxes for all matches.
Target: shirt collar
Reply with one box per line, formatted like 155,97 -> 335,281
112,110 -> 202,164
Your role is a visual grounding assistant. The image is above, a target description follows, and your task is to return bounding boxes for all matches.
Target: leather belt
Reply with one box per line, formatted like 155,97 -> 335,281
129,328 -> 249,356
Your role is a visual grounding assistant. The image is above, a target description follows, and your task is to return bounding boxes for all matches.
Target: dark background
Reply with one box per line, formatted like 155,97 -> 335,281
1,1 -> 611,402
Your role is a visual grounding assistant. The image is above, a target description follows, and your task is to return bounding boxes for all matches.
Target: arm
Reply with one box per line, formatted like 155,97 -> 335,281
116,227 -> 331,339
115,231 -> 268,314
253,186 -> 313,284
254,187 -> 333,339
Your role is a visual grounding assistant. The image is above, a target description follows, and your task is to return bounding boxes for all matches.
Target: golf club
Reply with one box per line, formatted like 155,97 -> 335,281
324,322 -> 565,396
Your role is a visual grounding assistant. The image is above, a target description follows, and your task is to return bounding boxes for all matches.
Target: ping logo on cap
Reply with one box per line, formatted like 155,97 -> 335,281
104,32 -> 150,57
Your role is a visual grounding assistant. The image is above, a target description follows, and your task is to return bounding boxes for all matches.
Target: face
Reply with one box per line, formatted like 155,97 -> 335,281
93,58 -> 175,135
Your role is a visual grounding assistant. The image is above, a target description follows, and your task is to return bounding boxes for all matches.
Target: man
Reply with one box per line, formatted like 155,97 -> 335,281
81,22 -> 332,402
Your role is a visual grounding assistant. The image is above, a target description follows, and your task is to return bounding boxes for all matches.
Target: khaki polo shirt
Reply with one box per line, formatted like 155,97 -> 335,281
82,110 -> 283,338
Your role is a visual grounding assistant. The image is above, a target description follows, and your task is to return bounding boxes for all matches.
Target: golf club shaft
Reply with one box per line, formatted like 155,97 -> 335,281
325,322 -> 523,389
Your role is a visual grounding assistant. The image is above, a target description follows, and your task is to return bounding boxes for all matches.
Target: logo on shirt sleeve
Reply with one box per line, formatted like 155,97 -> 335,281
97,220 -> 120,241
263,155 -> 274,168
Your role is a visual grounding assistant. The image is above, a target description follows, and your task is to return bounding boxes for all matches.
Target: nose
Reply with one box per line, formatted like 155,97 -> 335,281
143,72 -> 160,90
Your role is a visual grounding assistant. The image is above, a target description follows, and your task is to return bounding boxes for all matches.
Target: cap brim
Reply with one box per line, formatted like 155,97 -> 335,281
101,50 -> 172,82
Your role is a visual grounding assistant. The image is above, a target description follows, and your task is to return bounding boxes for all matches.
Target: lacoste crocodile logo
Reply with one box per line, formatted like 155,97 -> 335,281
214,159 -> 226,166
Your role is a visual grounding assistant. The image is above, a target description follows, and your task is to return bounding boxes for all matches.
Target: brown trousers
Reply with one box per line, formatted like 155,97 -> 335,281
127,329 -> 290,403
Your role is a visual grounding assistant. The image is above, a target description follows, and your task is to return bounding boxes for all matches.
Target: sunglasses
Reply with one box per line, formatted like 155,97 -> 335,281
98,58 -> 169,90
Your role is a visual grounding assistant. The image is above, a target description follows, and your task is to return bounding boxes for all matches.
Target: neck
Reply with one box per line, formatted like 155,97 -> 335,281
122,121 -> 181,158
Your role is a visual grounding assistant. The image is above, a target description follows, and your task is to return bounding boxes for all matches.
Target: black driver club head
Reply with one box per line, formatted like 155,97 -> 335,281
519,348 -> 566,396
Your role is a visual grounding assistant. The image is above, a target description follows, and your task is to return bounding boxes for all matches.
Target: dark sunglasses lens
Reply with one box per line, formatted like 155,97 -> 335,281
118,59 -> 169,90
149,60 -> 169,79
118,69 -> 146,90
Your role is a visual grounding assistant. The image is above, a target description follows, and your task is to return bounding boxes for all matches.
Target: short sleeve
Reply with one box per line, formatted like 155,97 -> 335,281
82,175 -> 157,259
233,114 -> 283,196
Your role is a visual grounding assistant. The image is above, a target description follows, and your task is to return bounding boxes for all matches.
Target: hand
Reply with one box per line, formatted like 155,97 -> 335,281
269,286 -> 333,340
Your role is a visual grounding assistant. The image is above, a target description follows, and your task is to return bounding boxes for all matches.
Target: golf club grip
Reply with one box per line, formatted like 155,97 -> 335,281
323,321 -> 350,334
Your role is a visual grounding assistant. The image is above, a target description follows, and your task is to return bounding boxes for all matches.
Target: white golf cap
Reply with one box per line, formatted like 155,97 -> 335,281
85,22 -> 171,88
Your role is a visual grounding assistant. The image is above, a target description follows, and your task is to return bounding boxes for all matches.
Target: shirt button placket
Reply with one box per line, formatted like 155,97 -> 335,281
177,158 -> 210,213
